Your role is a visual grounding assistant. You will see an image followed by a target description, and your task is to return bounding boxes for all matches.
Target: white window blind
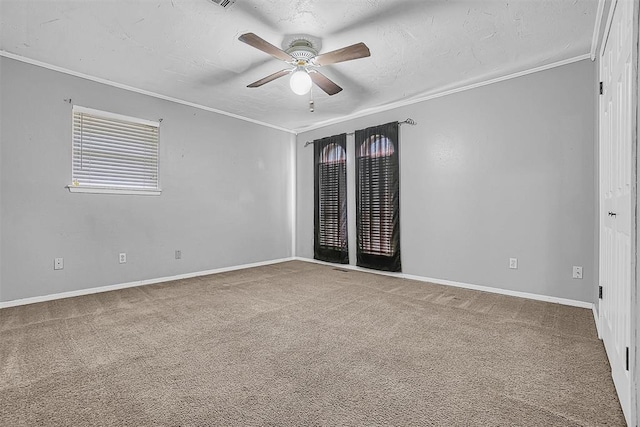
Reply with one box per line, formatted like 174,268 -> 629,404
71,106 -> 160,194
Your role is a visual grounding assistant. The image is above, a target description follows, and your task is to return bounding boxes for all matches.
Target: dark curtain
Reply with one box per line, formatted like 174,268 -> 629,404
314,134 -> 349,264
355,122 -> 401,272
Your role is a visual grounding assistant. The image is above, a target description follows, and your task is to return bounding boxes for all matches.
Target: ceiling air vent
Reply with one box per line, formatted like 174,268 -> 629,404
209,0 -> 236,7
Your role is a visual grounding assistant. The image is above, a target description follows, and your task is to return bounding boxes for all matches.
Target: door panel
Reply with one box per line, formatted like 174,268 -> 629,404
599,0 -> 633,423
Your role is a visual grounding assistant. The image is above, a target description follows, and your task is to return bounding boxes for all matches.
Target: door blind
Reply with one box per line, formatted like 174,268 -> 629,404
357,155 -> 394,256
72,107 -> 159,190
314,135 -> 349,264
355,122 -> 400,272
318,160 -> 347,248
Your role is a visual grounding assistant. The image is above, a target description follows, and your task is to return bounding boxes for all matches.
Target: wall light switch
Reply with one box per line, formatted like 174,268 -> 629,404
54,258 -> 64,270
509,258 -> 518,269
573,266 -> 583,279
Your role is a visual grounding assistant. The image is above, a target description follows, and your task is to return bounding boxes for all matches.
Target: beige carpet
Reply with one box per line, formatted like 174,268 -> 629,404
0,260 -> 625,426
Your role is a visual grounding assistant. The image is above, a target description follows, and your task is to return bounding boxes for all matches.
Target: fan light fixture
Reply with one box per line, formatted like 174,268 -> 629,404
289,69 -> 312,95
238,33 -> 370,99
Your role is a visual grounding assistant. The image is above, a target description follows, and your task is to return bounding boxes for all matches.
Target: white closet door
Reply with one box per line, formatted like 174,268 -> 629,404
599,0 -> 634,423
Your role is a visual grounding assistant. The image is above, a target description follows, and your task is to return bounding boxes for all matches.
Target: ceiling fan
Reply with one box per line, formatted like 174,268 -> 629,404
238,33 -> 371,97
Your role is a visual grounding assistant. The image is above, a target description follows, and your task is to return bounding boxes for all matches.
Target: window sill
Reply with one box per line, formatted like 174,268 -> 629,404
66,186 -> 161,196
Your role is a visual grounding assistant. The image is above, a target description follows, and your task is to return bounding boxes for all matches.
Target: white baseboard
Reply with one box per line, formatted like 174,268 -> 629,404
592,304 -> 602,339
1,256 -> 595,311
294,257 -> 594,309
0,257 -> 295,309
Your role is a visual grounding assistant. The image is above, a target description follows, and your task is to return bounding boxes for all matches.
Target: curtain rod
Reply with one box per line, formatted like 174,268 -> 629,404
303,118 -> 417,147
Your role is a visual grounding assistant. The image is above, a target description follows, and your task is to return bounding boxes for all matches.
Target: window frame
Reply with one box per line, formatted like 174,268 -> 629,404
67,105 -> 161,196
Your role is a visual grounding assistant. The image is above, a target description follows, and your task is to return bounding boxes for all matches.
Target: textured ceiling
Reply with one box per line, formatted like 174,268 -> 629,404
0,0 -> 598,132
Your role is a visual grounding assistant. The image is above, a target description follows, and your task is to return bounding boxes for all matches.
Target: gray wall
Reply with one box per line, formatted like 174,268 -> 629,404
296,59 -> 597,303
0,57 -> 294,302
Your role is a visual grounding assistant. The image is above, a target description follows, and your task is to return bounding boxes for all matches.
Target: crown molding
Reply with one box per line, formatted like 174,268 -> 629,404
1,50 -> 592,136
0,50 -> 295,134
292,53 -> 591,135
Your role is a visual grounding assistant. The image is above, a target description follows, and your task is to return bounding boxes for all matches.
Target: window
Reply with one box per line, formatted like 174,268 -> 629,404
355,122 -> 400,272
69,106 -> 160,195
314,134 -> 349,264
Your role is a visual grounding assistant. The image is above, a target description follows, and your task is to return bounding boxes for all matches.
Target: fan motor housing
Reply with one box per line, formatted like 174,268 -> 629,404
284,37 -> 319,64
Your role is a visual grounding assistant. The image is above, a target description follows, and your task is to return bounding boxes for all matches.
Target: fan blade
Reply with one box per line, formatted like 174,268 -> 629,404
247,69 -> 291,88
238,33 -> 294,62
310,72 -> 343,96
322,67 -> 370,96
313,42 -> 370,66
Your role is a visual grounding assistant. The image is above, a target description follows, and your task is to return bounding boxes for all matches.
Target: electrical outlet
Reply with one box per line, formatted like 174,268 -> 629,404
175,250 -> 182,260
54,258 -> 64,270
119,253 -> 127,264
509,258 -> 518,269
573,266 -> 583,279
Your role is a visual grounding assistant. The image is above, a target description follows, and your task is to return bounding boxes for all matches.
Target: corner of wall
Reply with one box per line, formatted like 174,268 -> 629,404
290,132 -> 297,258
